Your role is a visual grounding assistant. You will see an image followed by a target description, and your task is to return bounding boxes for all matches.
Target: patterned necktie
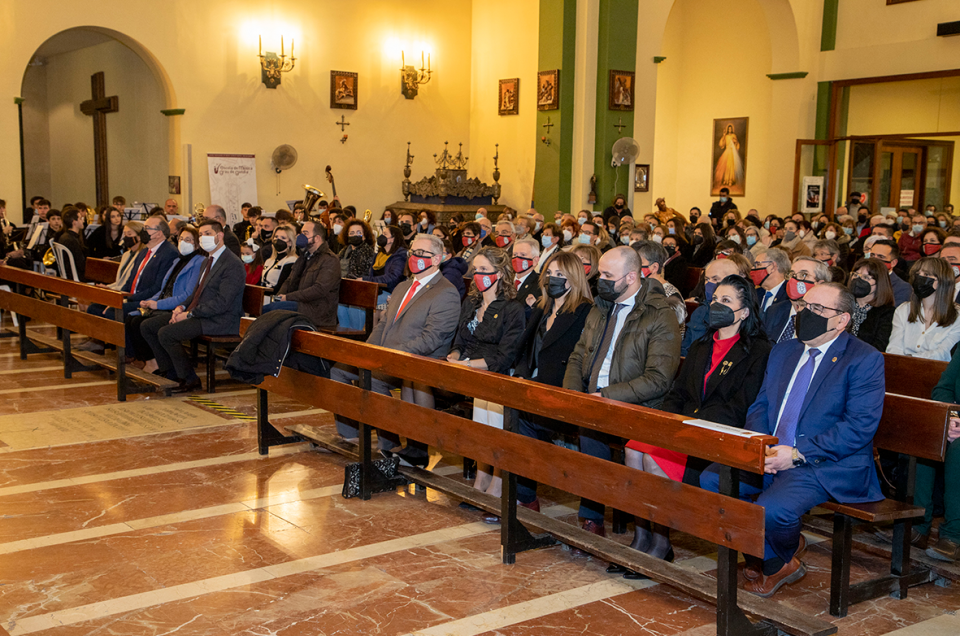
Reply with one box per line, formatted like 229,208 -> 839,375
776,348 -> 821,447
778,314 -> 796,343
587,303 -> 625,393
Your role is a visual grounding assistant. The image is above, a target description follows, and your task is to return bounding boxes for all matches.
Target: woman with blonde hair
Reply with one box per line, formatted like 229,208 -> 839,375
447,247 -> 527,503
261,224 -> 299,298
887,257 -> 960,361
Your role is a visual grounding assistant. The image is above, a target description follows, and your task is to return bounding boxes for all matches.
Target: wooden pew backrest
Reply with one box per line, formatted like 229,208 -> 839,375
243,285 -> 267,318
86,258 -> 120,285
883,353 -> 948,400
875,393 -> 952,463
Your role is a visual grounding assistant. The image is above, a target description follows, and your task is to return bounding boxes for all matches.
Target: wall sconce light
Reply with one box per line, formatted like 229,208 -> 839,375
400,51 -> 432,99
259,35 -> 296,89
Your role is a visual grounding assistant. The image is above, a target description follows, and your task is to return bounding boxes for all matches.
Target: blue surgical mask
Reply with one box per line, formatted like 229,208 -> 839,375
577,217 -> 587,225
897,216 -> 904,224
480,229 -> 488,239
746,235 -> 757,247
764,221 -> 770,230
296,233 -> 309,250
912,224 -> 924,234
578,233 -> 592,245
720,197 -> 728,204
844,227 -> 853,235
668,227 -> 676,235
541,235 -> 553,249
940,221 -> 948,228
475,212 -> 484,220
705,281 -> 718,303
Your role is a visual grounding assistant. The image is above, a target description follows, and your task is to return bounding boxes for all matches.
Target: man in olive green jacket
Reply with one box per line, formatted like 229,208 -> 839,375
562,246 -> 682,539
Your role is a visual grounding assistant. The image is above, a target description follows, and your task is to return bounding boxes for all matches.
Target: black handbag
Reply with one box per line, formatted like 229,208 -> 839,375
342,456 -> 407,498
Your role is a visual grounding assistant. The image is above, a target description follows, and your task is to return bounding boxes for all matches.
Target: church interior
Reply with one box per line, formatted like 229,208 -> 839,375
3,1 -> 960,635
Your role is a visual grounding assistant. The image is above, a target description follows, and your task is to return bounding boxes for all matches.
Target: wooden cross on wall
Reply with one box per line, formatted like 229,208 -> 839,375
79,72 -> 119,206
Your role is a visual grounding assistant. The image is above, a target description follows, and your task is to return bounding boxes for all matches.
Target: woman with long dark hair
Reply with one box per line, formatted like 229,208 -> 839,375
611,274 -> 771,577
887,257 -> 960,361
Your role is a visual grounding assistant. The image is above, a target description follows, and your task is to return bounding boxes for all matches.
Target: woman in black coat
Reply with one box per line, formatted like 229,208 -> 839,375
611,274 -> 771,576
447,246 -> 526,501
512,251 -> 593,515
86,206 -> 124,259
848,257 -> 896,352
688,222 -> 717,268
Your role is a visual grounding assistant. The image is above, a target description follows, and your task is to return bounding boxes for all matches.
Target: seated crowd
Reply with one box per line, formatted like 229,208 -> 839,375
5,192 -> 960,598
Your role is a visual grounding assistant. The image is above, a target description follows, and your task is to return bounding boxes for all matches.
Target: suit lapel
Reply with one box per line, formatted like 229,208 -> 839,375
797,333 -> 850,420
396,278 -> 432,320
690,337 -> 713,399
776,344 -> 804,423
702,339 -> 748,401
539,308 -> 576,351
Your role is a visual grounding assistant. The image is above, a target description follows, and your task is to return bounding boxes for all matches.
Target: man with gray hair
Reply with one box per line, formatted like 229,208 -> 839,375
203,205 -> 242,256
767,256 -> 831,344
512,237 -> 541,315
332,233 -> 461,467
494,219 -> 517,252
563,246 -> 681,549
752,246 -> 791,335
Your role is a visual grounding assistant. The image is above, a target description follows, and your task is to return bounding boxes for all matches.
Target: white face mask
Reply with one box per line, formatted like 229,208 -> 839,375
798,230 -> 806,238
620,235 -> 630,245
825,231 -> 837,240
178,241 -> 195,256
652,234 -> 663,244
562,229 -> 573,242
535,222 -> 542,232
577,217 -> 587,225
728,234 -> 741,244
241,254 -> 255,264
333,224 -> 343,236
200,235 -> 218,251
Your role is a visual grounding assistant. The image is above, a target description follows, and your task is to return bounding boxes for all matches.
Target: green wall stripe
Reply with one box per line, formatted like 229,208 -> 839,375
815,81 -> 831,140
767,72 -> 808,80
592,0 -> 638,212
821,0 -> 839,52
533,0 -> 577,218
161,108 -> 185,116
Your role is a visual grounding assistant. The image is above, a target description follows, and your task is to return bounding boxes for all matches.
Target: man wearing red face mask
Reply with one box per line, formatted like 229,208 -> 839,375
869,240 -> 912,306
331,234 -> 461,467
512,238 -> 542,315
767,257 -> 831,344
494,220 -> 517,255
751,247 -> 791,336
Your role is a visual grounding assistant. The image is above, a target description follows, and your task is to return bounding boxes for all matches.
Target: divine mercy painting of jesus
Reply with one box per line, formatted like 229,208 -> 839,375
711,117 -> 748,196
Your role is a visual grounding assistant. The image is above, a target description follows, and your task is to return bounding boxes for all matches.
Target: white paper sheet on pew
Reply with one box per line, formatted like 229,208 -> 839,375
682,419 -> 769,439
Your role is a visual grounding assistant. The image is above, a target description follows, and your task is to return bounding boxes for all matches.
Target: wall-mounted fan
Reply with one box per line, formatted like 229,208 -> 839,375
271,144 -> 298,195
611,137 -> 640,168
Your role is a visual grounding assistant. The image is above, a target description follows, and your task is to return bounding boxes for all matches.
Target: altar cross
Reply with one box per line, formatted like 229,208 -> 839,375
79,72 -> 119,206
335,115 -> 350,132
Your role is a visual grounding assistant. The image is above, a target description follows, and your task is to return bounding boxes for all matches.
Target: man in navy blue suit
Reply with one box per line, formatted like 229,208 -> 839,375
702,282 -> 885,597
751,247 -> 789,333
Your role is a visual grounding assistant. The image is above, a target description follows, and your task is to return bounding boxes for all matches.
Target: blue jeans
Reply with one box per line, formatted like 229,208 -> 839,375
337,304 -> 366,331
700,462 -> 828,562
263,300 -> 299,313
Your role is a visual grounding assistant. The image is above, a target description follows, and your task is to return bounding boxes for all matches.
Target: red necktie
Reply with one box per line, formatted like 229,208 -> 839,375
395,280 -> 421,319
515,278 -> 522,289
130,249 -> 151,293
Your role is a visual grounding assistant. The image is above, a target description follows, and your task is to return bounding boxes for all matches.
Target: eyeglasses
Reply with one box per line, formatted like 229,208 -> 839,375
787,272 -> 815,282
796,300 -> 843,316
849,272 -> 876,284
410,250 -> 436,258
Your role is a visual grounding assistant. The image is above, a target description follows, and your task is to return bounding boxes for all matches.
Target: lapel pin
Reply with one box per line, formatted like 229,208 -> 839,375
832,357 -> 837,362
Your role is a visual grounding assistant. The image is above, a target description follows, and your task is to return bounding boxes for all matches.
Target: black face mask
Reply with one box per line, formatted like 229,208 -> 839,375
690,215 -> 699,224
546,276 -> 568,299
615,203 -> 624,210
708,303 -> 739,329
795,308 -> 833,342
273,238 -> 288,253
347,235 -> 363,246
692,234 -> 704,245
139,229 -> 152,243
400,222 -> 413,234
726,219 -> 735,227
664,245 -> 677,256
850,277 -> 872,299
858,214 -> 867,224
122,236 -> 137,249
376,234 -> 389,248
596,276 -> 625,302
261,229 -> 273,240
912,276 -> 936,300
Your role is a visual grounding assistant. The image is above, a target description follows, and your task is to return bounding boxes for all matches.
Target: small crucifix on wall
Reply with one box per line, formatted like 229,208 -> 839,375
336,115 -> 350,132
79,72 -> 119,207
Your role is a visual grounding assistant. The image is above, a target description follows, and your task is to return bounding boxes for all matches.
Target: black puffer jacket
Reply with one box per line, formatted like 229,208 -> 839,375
225,310 -> 323,384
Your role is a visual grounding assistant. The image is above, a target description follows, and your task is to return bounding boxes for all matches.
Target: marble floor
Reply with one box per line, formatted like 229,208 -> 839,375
1,327 -> 960,635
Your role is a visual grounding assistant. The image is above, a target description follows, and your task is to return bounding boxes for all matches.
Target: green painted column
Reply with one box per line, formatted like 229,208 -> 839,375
533,0 -> 577,219
592,0 -> 638,213
820,0 -> 839,52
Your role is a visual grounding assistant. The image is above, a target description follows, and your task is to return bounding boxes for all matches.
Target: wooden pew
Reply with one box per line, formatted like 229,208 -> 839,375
321,278 -> 379,340
820,393 -> 951,617
193,284 -> 266,393
883,352 -> 949,400
247,325 -> 837,636
680,265 -> 703,297
85,258 -> 120,285
0,264 -> 177,399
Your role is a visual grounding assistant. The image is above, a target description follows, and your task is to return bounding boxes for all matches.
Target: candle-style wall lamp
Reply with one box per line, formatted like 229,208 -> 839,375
259,35 -> 296,89
400,50 -> 432,99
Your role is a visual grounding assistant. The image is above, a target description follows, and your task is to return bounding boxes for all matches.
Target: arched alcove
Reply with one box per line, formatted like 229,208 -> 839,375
20,26 -> 178,209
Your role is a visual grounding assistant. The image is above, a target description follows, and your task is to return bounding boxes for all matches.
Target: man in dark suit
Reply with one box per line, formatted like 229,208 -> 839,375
709,187 -> 737,227
141,219 -> 246,392
869,239 -> 912,306
765,257 -> 831,345
941,244 -> 960,304
702,282 -> 885,597
204,205 -> 241,256
752,247 -> 790,333
512,238 -> 541,318
331,234 -> 461,465
264,221 -> 340,329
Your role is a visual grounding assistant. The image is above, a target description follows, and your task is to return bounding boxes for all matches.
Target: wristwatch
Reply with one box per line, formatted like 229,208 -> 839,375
791,447 -> 805,467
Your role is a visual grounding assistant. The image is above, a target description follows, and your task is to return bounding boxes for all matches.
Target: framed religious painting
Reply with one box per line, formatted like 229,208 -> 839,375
711,117 -> 749,196
608,70 -> 635,111
537,70 -> 559,111
499,78 -> 519,116
330,71 -> 358,110
634,164 -> 649,192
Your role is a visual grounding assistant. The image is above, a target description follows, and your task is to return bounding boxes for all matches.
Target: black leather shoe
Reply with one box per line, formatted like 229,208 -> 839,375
171,378 -> 202,394
607,563 -> 627,574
